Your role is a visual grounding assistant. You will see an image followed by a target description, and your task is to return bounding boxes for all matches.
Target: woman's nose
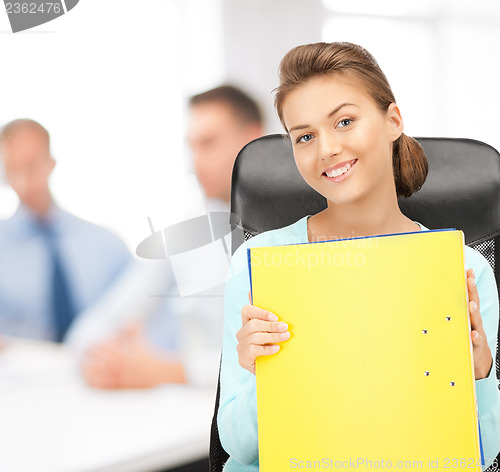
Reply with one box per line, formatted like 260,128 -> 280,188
319,133 -> 342,160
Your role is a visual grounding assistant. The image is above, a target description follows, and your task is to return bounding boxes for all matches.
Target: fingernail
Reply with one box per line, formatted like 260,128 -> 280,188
474,331 -> 479,339
268,313 -> 278,321
277,322 -> 288,331
270,345 -> 280,353
280,331 -> 291,340
471,301 -> 477,311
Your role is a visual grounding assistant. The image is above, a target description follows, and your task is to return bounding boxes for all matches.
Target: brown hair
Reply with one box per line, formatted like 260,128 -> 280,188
190,85 -> 263,126
274,42 -> 428,198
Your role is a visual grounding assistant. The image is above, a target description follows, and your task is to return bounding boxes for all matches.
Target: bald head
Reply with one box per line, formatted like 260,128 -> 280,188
0,119 -> 55,216
0,119 -> 50,148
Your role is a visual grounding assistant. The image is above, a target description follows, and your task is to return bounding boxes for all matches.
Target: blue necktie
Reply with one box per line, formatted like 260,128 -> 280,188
38,221 -> 76,342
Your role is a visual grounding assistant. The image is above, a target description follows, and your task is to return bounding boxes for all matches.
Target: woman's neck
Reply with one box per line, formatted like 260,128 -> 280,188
307,185 -> 419,242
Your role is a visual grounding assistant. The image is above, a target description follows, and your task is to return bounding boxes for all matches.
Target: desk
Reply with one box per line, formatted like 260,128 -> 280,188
0,338 -> 215,472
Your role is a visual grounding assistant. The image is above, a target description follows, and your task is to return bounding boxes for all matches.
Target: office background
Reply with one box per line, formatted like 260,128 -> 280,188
0,1 -> 499,471
0,0 -> 499,251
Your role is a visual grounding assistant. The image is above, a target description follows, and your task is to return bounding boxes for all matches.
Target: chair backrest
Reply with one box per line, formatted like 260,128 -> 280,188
209,135 -> 500,472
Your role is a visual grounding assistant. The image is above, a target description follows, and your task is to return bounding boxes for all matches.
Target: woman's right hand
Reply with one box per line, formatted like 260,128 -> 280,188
236,291 -> 290,375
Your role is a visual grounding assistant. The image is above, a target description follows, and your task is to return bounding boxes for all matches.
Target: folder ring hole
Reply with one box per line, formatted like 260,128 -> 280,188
450,381 -> 456,386
424,371 -> 430,376
446,316 -> 452,321
422,329 -> 428,334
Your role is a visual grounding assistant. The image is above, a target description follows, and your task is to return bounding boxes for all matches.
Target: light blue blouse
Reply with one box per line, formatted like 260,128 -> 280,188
218,215 -> 500,471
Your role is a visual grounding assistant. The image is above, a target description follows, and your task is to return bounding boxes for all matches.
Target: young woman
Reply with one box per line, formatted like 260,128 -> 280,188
217,42 -> 500,471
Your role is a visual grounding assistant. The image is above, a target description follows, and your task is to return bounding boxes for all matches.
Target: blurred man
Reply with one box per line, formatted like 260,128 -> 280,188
0,119 -> 131,342
82,85 -> 264,388
189,85 -> 264,204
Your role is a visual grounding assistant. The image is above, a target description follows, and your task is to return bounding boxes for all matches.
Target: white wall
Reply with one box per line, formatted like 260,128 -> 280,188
2,0 -> 499,251
0,0 -> 225,252
321,0 -> 500,151
222,0 -> 324,133
223,0 -> 500,153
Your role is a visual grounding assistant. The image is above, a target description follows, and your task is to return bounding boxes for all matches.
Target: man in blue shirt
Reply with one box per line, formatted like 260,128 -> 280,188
0,119 -> 131,342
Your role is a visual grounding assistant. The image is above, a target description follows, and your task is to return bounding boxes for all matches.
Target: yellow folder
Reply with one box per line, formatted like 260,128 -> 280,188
249,229 -> 482,472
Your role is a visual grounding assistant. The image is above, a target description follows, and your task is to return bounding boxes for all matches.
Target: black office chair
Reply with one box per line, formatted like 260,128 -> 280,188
209,135 -> 500,472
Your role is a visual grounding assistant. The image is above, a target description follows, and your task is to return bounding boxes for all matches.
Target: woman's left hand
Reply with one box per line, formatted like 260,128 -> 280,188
467,268 -> 493,380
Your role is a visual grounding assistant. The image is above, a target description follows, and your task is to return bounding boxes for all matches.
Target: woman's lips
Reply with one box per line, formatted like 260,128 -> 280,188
322,159 -> 357,182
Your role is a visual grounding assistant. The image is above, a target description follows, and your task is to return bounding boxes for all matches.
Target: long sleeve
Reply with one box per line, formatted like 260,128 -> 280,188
466,247 -> 500,470
217,242 -> 260,469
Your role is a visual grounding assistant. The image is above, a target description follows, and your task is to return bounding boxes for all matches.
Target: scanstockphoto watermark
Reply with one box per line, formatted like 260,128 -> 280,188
289,457 -> 490,469
252,238 -> 379,271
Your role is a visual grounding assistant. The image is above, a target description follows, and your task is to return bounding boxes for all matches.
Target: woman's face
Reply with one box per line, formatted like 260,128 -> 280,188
282,75 -> 403,206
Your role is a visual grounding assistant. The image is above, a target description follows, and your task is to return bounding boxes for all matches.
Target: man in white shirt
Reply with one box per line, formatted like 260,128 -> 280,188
81,86 -> 264,388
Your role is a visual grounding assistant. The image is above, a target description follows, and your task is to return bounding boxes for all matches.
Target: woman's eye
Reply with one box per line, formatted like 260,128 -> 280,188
297,134 -> 313,143
337,118 -> 352,128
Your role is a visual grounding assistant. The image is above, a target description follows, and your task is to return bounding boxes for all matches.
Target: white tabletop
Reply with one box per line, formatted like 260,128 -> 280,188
0,338 -> 215,472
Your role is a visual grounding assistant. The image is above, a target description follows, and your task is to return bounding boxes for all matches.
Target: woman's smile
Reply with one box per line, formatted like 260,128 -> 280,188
322,158 -> 357,181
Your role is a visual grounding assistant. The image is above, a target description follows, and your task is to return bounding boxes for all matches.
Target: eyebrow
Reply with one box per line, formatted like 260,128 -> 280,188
288,102 -> 358,133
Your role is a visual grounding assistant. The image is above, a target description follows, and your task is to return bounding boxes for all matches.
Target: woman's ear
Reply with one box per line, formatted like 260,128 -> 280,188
386,103 -> 404,142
